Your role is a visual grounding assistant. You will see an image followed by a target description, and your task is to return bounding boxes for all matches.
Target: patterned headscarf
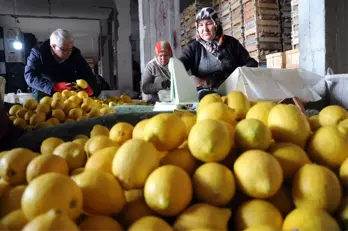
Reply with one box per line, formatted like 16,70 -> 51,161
155,41 -> 173,59
154,41 -> 173,80
196,7 -> 224,56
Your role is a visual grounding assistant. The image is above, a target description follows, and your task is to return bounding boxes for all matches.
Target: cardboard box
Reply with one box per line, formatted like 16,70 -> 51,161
286,49 -> 300,68
266,52 -> 286,68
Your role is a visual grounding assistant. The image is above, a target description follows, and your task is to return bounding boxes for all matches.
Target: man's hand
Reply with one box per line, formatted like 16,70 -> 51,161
161,80 -> 171,89
53,82 -> 73,92
84,85 -> 94,96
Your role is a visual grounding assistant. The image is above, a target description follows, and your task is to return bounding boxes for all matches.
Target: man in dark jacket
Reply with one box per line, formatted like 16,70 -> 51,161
24,29 -> 97,101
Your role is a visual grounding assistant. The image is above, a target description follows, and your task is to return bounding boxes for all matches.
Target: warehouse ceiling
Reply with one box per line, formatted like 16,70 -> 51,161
0,0 -> 116,19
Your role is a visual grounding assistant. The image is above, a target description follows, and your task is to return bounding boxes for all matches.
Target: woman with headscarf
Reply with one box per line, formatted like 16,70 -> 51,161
179,7 -> 258,99
141,41 -> 173,104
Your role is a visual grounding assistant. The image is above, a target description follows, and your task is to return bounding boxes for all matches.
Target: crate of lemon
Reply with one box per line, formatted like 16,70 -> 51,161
1,90 -> 348,231
7,88 -> 149,131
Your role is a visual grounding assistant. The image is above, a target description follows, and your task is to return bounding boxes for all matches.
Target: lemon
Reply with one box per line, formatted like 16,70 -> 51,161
193,162 -> 236,206
128,216 -> 173,231
233,150 -> 283,198
109,122 -> 134,145
160,148 -> 199,176
0,148 -> 37,185
0,209 -> 28,231
85,146 -> 119,174
90,125 -> 109,137
308,115 -> 321,132
339,158 -> 348,188
144,113 -> 187,151
235,118 -> 272,151
0,185 -> 26,217
9,105 -> 22,116
319,105 -> 348,126
21,173 -> 83,220
84,136 -> 118,157
39,96 -> 52,105
268,142 -> 311,182
307,126 -> 348,169
79,215 -> 123,231
226,90 -> 250,120
144,165 -> 192,216
246,101 -> 276,125
76,79 -> 88,89
266,185 -> 294,216
40,137 -> 64,155
132,119 -> 149,139
292,164 -> 342,213
234,199 -> 283,230
112,139 -> 159,190
72,170 -> 125,215
268,104 -> 311,148
22,209 -> 79,231
282,208 -> 340,231
197,102 -> 236,125
52,142 -> 87,170
188,119 -> 234,162
173,203 -> 231,231
26,154 -> 69,183
23,99 -> 38,111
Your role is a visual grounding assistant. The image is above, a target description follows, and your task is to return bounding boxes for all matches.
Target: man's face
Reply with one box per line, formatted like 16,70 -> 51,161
52,41 -> 73,61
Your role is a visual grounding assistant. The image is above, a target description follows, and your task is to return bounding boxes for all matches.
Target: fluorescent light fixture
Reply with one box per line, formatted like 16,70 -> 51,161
13,40 -> 23,50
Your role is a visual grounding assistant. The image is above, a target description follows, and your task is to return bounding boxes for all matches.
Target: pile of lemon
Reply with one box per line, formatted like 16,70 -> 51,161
0,90 -> 348,231
7,90 -> 118,131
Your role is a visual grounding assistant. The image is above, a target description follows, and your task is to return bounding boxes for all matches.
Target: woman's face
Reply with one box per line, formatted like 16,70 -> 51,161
157,51 -> 170,66
198,19 -> 216,41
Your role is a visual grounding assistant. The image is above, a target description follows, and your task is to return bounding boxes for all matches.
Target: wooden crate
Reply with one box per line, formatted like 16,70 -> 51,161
266,52 -> 286,68
285,49 -> 299,68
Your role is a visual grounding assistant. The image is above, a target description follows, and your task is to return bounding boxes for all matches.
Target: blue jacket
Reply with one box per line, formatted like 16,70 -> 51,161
24,40 -> 97,101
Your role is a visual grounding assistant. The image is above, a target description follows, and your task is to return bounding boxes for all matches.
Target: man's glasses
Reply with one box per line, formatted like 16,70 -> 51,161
56,45 -> 73,53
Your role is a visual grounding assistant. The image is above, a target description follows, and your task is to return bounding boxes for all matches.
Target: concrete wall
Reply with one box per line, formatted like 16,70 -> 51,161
300,0 -> 348,75
324,0 -> 348,74
0,16 -> 100,60
299,0 -> 326,75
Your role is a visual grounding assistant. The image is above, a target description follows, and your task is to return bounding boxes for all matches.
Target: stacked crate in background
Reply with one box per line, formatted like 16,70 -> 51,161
291,0 -> 299,49
231,0 -> 245,45
216,1 -> 233,37
180,0 -> 213,48
242,0 -> 282,66
279,0 -> 292,51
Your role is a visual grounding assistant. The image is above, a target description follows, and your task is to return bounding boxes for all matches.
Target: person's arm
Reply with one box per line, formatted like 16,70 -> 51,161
178,43 -> 195,72
235,40 -> 259,67
141,65 -> 165,94
0,95 -> 9,142
24,49 -> 56,95
75,54 -> 97,94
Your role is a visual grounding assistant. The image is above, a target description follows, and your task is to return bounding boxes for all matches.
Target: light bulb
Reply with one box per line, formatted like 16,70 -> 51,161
13,40 -> 23,50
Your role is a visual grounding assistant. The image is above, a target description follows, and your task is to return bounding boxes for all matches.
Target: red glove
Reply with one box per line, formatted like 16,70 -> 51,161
53,82 -> 73,92
84,85 -> 94,96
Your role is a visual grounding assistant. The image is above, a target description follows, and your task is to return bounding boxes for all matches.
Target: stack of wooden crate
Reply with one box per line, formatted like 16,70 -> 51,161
217,1 -> 233,37
243,0 -> 282,66
180,0 -> 213,48
279,0 -> 292,51
291,0 -> 299,49
231,0 -> 245,45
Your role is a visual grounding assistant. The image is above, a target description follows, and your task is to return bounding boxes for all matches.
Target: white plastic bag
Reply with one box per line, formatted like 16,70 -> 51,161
4,89 -> 34,104
158,89 -> 171,102
217,67 -> 324,102
325,67 -> 348,109
16,90 -> 34,104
